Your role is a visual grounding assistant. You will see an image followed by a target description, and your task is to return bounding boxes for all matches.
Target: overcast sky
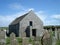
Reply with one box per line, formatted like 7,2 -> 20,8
0,0 -> 60,27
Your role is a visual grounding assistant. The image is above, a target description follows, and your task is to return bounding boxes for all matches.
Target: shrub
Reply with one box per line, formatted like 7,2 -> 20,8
6,37 -> 10,45
17,37 -> 22,43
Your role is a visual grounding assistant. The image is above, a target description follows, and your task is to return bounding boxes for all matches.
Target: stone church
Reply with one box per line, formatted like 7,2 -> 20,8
7,10 -> 43,37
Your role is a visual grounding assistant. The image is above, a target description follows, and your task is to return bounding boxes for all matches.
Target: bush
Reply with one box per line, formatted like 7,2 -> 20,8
17,37 -> 22,43
29,38 -> 33,42
6,37 -> 10,45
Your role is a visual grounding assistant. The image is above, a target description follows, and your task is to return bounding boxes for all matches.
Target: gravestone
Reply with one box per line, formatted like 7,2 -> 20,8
10,32 -> 18,45
0,30 -> 6,45
56,28 -> 60,40
58,28 -> 60,40
4,29 -> 7,38
28,44 -> 32,45
33,37 -> 41,45
34,41 -> 40,45
22,37 -> 29,45
59,33 -> 60,40
55,30 -> 57,39
41,30 -> 52,45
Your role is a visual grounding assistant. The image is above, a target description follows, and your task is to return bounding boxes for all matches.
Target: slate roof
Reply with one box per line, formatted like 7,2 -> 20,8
10,11 -> 29,25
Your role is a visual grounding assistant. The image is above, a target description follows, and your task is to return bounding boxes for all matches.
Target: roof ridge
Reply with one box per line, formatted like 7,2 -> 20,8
10,11 -> 30,25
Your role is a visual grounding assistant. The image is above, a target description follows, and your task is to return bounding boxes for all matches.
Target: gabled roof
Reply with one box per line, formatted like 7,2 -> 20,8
10,11 -> 31,25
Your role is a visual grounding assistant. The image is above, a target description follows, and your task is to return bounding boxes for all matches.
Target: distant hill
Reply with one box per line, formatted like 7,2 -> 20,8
0,27 -> 8,30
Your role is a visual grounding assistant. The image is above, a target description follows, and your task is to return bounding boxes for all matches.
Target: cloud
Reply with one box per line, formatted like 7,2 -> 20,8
9,3 -> 35,11
28,8 -> 34,11
0,9 -> 35,27
51,14 -> 60,19
36,11 -> 48,22
44,19 -> 60,26
0,11 -> 28,27
0,9 -> 47,27
0,8 -> 60,27
36,11 -> 60,26
9,3 -> 25,11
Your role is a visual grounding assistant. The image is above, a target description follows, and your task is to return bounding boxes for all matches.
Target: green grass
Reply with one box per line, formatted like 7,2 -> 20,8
6,37 -> 49,45
16,37 -> 22,45
6,37 -> 38,45
56,40 -> 60,45
6,37 -> 23,45
6,37 -> 10,45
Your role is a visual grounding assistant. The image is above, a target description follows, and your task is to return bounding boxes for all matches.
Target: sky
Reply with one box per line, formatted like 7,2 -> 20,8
0,0 -> 60,27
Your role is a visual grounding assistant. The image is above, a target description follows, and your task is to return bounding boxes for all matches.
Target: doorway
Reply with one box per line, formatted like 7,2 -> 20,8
25,26 -> 30,37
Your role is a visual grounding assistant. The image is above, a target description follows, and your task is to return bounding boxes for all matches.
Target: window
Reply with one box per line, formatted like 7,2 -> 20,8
30,21 -> 33,26
32,29 -> 36,37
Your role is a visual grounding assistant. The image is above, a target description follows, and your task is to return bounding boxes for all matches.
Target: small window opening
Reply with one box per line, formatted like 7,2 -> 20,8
30,21 -> 33,26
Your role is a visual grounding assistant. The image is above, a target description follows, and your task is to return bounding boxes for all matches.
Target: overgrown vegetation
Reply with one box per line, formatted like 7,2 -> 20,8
6,37 -> 22,45
16,37 -> 22,45
56,39 -> 60,45
6,37 -> 38,45
6,37 -> 10,45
